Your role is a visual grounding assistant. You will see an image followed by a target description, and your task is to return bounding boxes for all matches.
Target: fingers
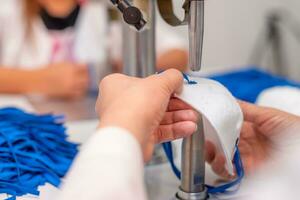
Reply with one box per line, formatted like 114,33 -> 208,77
238,100 -> 271,123
154,121 -> 197,143
205,140 -> 233,179
76,63 -> 87,69
205,140 -> 217,164
240,122 -> 257,139
148,69 -> 183,95
211,154 -> 233,180
168,98 -> 193,111
161,109 -> 198,125
75,64 -> 88,73
76,77 -> 89,89
70,75 -> 89,97
71,64 -> 89,90
143,137 -> 155,163
99,73 -> 139,92
72,76 -> 89,96
238,101 -> 259,122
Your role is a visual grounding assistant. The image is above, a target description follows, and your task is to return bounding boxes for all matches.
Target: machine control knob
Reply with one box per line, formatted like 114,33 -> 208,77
123,6 -> 146,30
110,0 -> 147,30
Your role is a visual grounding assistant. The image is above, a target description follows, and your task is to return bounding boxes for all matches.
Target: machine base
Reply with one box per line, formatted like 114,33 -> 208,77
175,187 -> 208,200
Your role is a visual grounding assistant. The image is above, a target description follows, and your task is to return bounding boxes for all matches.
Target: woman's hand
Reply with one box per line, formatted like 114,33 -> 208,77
207,101 -> 300,179
96,69 -> 198,162
157,49 -> 188,72
38,62 -> 89,98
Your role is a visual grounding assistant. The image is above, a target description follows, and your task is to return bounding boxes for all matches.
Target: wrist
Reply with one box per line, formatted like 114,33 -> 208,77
98,117 -> 145,147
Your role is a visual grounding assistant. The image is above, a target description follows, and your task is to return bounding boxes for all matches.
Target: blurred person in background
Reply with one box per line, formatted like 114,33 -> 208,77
0,0 -> 187,99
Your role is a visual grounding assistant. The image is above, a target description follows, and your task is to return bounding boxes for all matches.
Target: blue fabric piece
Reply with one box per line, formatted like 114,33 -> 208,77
209,67 -> 300,103
0,108 -> 78,200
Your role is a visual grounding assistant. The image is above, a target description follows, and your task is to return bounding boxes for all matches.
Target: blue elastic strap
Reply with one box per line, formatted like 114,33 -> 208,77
162,142 -> 181,178
162,140 -> 244,194
0,107 -> 78,200
162,74 -> 245,195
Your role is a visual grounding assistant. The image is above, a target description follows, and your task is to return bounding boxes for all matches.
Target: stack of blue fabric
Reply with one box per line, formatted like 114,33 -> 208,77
210,67 -> 300,103
0,108 -> 78,200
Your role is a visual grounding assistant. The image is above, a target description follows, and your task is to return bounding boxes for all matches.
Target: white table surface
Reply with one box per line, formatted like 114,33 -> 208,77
0,65 -> 253,199
0,67 -> 292,200
0,87 -> 252,200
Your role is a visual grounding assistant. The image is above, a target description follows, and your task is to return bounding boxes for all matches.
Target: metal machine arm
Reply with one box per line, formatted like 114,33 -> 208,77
157,0 -> 204,71
157,1 -> 207,199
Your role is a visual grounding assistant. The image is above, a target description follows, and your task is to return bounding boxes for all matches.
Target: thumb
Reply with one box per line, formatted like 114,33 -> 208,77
238,100 -> 277,123
147,69 -> 183,96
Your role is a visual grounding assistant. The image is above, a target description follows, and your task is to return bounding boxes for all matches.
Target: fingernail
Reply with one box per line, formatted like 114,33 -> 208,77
228,173 -> 236,180
194,123 -> 198,132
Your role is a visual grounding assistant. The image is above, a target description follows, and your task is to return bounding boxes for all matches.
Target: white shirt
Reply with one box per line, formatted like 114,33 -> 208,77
58,127 -> 147,200
0,0 -> 108,71
58,126 -> 300,200
0,0 -> 187,70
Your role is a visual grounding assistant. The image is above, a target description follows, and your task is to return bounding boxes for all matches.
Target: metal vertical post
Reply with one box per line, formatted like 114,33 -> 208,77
177,1 -> 207,199
122,0 -> 156,77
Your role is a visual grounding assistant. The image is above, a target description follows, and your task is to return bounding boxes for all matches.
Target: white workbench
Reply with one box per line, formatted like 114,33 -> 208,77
0,66 -> 247,199
0,94 -> 253,200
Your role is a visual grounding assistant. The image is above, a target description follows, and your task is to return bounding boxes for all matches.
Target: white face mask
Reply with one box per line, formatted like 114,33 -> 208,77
176,77 -> 243,175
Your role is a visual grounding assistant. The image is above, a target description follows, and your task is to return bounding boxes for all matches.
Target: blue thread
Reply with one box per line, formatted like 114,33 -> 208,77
162,73 -> 245,195
0,107 -> 78,200
182,73 -> 198,84
158,71 -> 197,84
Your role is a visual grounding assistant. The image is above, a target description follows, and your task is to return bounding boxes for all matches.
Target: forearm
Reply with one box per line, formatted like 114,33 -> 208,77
157,49 -> 188,72
58,127 -> 147,200
112,49 -> 188,73
0,67 -> 43,94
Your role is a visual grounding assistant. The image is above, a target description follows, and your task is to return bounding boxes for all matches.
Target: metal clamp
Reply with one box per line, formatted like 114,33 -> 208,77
157,0 -> 204,26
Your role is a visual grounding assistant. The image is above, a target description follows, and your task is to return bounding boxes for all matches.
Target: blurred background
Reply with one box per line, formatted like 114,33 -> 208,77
1,0 -> 300,121
1,1 -> 300,199
171,0 -> 300,80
